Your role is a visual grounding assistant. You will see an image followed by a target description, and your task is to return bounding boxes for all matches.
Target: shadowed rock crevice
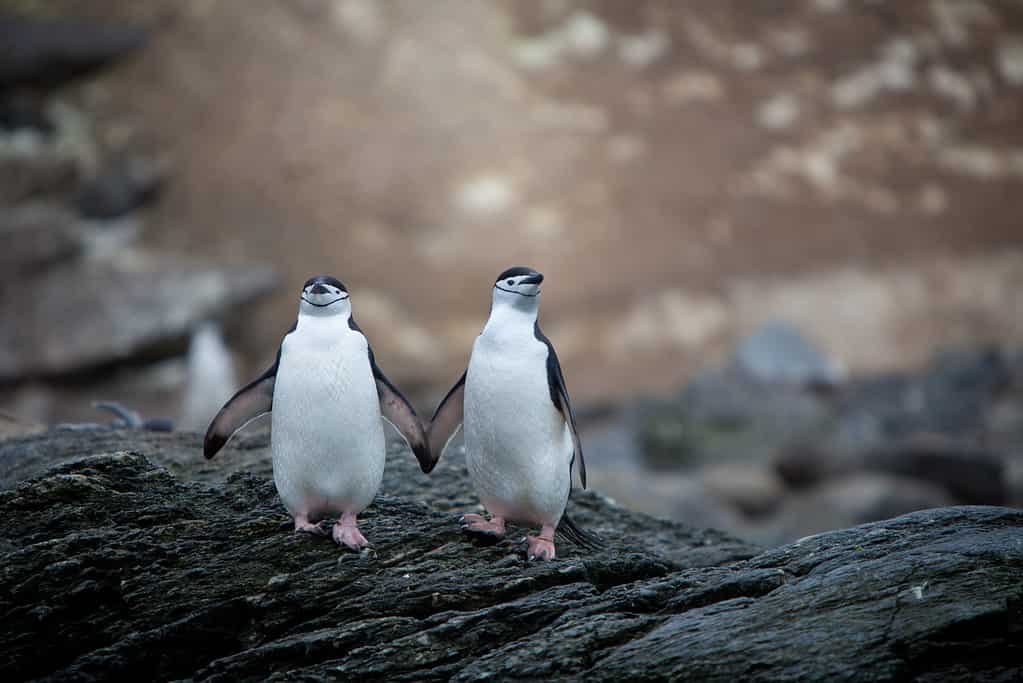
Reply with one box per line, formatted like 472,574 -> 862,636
0,433 -> 1020,681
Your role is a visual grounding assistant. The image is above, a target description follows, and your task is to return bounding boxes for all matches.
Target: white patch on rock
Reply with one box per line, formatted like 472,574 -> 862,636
928,65 -> 976,111
938,146 -> 1004,178
618,29 -> 670,68
563,11 -> 610,59
331,0 -> 383,44
732,43 -> 764,71
757,94 -> 800,131
768,27 -> 811,58
832,67 -> 885,109
996,37 -> 1023,86
661,71 -> 724,104
524,205 -> 564,240
738,121 -> 912,214
607,134 -> 646,163
514,10 -> 610,69
514,37 -> 562,70
611,290 -> 729,353
832,37 -> 918,109
812,0 -> 846,12
930,0 -> 994,48
453,175 -> 517,215
685,20 -> 765,71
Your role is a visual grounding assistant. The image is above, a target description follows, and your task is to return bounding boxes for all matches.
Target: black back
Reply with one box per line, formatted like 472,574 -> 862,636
534,321 -> 586,488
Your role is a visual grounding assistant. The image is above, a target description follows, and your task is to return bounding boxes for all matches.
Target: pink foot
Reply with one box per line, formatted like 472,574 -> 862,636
460,513 -> 506,538
332,511 -> 369,551
293,515 -> 327,536
525,525 -> 557,561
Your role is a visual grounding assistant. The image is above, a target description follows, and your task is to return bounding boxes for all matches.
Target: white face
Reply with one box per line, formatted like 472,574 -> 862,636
493,272 -> 544,300
300,281 -> 350,315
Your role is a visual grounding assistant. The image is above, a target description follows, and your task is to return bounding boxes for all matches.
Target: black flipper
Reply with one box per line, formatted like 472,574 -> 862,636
427,370 -> 466,464
203,355 -> 279,459
350,317 -> 434,473
532,321 -> 602,549
534,322 -> 586,488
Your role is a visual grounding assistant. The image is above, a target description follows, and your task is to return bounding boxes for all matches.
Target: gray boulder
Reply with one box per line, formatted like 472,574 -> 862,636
0,15 -> 147,90
0,252 -> 277,381
0,203 -> 82,277
734,320 -> 846,388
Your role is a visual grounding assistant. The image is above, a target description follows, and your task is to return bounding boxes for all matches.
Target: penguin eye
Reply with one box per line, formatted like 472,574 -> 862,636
507,279 -> 515,286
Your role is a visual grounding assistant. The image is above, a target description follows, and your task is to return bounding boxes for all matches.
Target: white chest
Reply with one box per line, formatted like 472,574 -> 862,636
269,315 -> 386,516
273,319 -> 378,419
462,313 -> 572,524
465,321 -> 551,434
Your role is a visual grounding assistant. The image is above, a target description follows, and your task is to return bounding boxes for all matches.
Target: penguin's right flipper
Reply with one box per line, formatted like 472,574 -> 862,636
427,370 -> 466,462
203,363 -> 277,459
374,368 -> 433,474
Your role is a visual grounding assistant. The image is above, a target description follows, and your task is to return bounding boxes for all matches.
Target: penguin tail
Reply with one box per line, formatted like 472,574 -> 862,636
557,512 -> 603,551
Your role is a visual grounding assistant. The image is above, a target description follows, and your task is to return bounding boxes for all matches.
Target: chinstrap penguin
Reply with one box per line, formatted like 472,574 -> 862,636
428,266 -> 600,561
204,275 -> 434,550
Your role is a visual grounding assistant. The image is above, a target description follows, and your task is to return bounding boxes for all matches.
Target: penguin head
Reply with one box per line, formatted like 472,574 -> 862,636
492,266 -> 543,307
299,275 -> 350,316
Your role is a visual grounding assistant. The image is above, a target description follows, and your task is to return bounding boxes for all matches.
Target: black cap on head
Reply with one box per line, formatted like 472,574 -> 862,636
302,275 -> 347,292
495,266 -> 539,283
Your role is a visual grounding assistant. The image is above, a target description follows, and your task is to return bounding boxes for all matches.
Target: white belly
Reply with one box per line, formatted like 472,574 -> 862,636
270,325 -> 385,519
463,334 -> 572,526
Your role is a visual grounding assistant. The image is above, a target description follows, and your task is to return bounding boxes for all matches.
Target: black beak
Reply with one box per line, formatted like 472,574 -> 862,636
309,283 -> 329,294
521,273 -> 544,285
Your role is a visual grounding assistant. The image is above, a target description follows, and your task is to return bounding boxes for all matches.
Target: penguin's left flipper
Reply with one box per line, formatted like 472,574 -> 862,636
347,316 -> 433,473
426,370 -> 466,464
534,324 -> 587,489
370,356 -> 433,473
203,360 -> 278,459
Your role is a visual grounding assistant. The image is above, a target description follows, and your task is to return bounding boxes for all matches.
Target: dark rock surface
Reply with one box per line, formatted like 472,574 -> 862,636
0,14 -> 147,90
1,431 -> 1020,681
0,142 -> 79,208
0,204 -> 82,277
75,155 -> 166,220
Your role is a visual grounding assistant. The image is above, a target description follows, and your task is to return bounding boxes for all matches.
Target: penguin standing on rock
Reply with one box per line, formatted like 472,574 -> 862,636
429,267 -> 600,561
204,275 -> 434,551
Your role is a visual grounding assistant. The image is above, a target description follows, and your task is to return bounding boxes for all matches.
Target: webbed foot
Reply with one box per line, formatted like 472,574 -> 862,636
459,513 -> 506,538
293,515 -> 328,536
525,525 -> 557,561
332,511 -> 370,551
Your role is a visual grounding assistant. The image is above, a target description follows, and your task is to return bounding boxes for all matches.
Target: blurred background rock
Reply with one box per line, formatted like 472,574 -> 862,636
2,0 -> 1021,545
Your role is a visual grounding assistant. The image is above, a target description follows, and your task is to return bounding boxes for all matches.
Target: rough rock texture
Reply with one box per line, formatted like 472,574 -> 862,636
0,204 -> 83,277
0,14 -> 147,89
1,431 -> 1020,681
